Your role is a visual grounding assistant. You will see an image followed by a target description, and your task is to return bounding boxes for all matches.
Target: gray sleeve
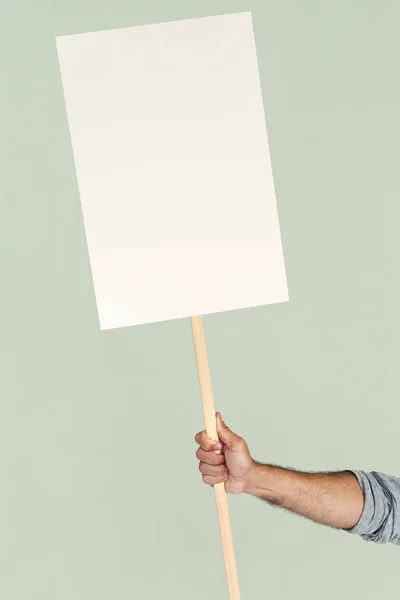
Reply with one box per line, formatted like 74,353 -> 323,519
344,470 -> 400,545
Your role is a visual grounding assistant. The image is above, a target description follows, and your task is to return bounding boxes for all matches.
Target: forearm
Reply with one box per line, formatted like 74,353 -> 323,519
245,463 -> 364,530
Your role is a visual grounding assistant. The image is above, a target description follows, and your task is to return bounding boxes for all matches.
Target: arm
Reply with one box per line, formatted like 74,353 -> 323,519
245,463 -> 363,530
195,413 -> 400,545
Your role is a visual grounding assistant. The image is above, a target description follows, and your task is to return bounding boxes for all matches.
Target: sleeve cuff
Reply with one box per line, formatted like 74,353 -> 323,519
342,470 -> 370,535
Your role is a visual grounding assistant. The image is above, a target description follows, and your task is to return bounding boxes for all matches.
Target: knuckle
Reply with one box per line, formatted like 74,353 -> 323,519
236,437 -> 246,450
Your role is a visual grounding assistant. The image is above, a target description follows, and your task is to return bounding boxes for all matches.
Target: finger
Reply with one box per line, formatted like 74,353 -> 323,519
196,448 -> 225,465
202,473 -> 228,486
216,411 -> 223,434
199,462 -> 228,477
216,412 -> 246,451
194,430 -> 221,452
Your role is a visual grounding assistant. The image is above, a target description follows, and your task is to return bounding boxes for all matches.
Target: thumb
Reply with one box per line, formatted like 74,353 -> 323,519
216,412 -> 243,449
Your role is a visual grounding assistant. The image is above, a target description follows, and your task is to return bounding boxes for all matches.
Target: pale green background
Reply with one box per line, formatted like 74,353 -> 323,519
1,1 -> 399,598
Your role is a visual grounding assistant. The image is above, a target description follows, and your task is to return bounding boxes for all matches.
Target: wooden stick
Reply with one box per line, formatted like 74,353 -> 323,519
190,315 -> 241,600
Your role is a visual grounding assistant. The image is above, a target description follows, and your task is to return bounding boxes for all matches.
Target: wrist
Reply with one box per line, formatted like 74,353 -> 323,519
244,460 -> 271,496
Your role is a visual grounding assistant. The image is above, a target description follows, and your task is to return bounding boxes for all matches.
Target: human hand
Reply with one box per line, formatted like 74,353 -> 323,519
195,412 -> 256,494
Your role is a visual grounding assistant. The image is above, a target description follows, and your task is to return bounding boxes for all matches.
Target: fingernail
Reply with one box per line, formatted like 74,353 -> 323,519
214,443 -> 222,450
224,473 -> 228,480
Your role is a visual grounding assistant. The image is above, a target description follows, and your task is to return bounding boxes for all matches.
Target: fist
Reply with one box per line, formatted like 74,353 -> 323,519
195,412 -> 255,494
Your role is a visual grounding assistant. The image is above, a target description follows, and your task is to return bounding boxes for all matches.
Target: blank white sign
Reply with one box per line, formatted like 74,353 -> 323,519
56,12 -> 289,330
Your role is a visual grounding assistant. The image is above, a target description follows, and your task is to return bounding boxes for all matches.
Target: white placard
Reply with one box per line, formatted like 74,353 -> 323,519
56,12 -> 289,329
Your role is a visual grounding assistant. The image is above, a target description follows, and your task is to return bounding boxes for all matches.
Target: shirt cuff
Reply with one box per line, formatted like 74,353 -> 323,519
342,470 -> 371,535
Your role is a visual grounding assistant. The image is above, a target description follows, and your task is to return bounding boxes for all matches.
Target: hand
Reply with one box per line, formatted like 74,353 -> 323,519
195,412 -> 256,494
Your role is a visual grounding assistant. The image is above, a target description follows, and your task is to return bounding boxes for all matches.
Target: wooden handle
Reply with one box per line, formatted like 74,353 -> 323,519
190,315 -> 241,600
